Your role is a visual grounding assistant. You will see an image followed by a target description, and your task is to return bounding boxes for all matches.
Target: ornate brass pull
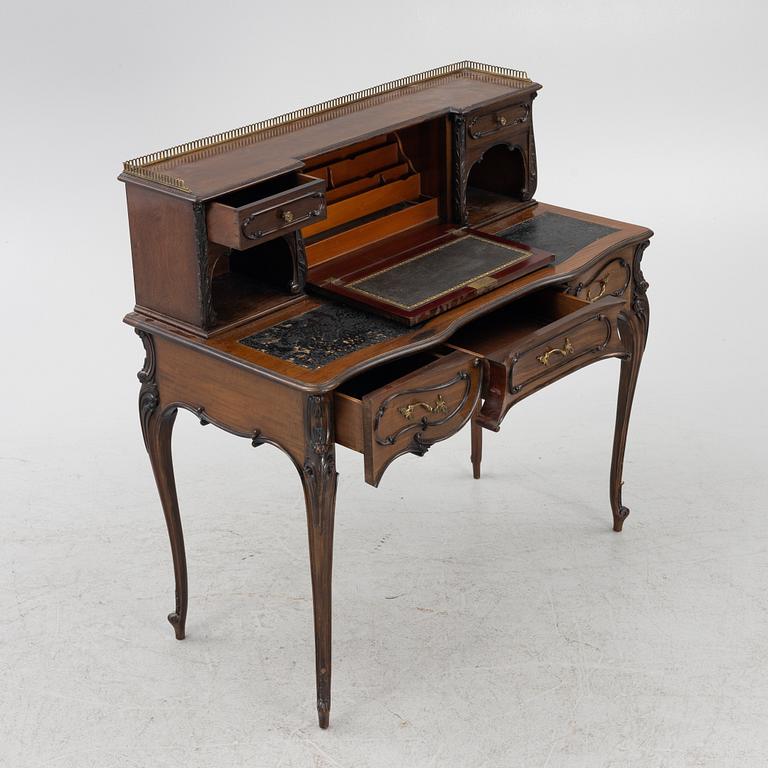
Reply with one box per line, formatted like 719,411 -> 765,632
586,277 -> 608,302
241,193 -> 324,240
398,394 -> 448,420
537,337 -> 574,366
467,106 -> 528,139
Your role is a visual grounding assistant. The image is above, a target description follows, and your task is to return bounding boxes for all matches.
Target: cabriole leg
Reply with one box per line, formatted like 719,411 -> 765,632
610,312 -> 647,532
145,407 -> 188,638
137,330 -> 188,639
300,394 -> 338,728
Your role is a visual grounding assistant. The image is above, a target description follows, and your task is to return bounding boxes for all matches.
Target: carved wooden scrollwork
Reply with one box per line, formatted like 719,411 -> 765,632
452,113 -> 467,226
193,201 -> 217,328
136,330 -> 159,451
303,395 -> 338,531
631,240 -> 651,338
287,230 -> 308,295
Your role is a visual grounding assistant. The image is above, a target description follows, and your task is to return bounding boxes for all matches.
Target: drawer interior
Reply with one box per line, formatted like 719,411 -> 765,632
336,349 -> 447,402
448,289 -> 590,361
213,171 -> 320,212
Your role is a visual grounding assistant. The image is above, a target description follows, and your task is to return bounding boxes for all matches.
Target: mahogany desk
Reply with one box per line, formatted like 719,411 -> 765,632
120,62 -> 652,728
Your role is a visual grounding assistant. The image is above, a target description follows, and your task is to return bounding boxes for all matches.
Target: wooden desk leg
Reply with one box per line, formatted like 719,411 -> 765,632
138,331 -> 188,640
610,296 -> 649,532
471,412 -> 483,479
300,394 -> 338,728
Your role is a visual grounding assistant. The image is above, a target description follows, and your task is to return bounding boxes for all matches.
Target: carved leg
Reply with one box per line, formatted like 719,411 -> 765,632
610,312 -> 646,532
471,412 -> 483,479
144,406 -> 188,638
137,330 -> 188,639
300,394 -> 338,728
610,242 -> 650,532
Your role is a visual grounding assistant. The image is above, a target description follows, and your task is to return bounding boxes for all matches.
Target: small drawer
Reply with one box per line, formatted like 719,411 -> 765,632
565,255 -> 632,303
467,102 -> 530,142
449,290 -> 626,430
508,300 -> 621,393
335,349 -> 482,486
207,172 -> 326,249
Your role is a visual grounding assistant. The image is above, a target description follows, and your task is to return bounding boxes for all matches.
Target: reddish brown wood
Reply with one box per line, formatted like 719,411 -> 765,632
299,394 -> 337,728
471,407 -> 483,479
121,65 -> 652,730
137,331 -> 188,640
610,240 -> 650,531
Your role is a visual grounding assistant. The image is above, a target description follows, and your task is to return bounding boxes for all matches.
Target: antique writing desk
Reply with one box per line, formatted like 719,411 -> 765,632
120,62 -> 652,728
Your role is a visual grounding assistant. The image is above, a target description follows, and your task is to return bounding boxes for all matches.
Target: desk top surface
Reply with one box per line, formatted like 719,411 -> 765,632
120,61 -> 538,200
125,203 -> 653,393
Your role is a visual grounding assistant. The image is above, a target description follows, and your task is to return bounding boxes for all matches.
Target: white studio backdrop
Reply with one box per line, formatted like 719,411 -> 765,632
1,1 -> 767,766
0,0 -> 765,464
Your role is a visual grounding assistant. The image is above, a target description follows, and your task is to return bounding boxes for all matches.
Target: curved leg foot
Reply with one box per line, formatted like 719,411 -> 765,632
144,403 -> 188,639
301,395 -> 337,728
610,311 -> 646,532
471,415 -> 482,479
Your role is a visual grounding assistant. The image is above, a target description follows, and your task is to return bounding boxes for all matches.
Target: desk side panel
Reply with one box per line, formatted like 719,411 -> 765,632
153,335 -> 305,462
126,184 -> 205,329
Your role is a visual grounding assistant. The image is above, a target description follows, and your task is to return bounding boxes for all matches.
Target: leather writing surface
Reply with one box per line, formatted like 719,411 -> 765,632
239,303 -> 406,369
498,212 -> 618,263
348,235 -> 528,310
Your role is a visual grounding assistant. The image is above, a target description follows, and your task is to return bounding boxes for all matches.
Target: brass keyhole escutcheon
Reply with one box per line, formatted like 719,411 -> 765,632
497,114 -> 507,126
281,210 -> 295,224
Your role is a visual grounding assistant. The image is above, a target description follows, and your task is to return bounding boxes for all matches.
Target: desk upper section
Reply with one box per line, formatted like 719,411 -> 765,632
120,62 -> 539,201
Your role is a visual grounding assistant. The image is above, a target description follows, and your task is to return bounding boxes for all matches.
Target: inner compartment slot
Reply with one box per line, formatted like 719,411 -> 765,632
466,143 -> 528,226
302,120 -> 445,268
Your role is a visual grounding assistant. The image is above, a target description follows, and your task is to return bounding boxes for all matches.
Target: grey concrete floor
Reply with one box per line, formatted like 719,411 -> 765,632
2,348 -> 766,767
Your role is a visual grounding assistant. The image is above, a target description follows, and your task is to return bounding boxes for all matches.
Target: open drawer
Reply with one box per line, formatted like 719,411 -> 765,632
449,289 -> 627,430
335,349 -> 482,486
207,172 -> 326,249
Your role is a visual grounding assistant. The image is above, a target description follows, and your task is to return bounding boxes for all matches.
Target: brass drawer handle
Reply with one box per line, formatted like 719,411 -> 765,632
586,277 -> 608,302
241,192 -> 325,240
398,394 -> 448,420
468,105 -> 529,139
537,337 -> 574,366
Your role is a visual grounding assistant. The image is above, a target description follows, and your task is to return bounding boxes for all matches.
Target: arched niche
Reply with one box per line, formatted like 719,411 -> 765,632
466,143 -> 527,225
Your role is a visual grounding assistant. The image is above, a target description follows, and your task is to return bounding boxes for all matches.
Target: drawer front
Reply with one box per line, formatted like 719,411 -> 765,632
467,102 -> 530,142
207,174 -> 326,249
566,255 -> 632,303
240,187 -> 325,243
509,303 -> 620,395
362,351 -> 482,486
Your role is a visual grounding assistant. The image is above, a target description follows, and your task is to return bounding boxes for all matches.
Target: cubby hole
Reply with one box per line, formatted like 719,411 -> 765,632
209,237 -> 300,329
466,143 -> 528,225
